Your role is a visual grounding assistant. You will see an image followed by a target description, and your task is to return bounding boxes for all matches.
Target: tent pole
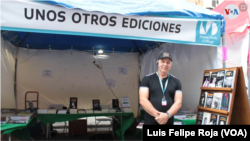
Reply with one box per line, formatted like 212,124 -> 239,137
248,32 -> 250,103
14,32 -> 31,109
222,34 -> 226,68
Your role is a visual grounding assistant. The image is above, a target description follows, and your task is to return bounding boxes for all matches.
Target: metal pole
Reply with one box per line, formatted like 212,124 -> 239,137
222,34 -> 226,68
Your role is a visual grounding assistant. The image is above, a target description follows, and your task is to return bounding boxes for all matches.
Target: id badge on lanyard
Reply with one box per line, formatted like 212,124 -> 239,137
156,71 -> 169,107
162,97 -> 167,106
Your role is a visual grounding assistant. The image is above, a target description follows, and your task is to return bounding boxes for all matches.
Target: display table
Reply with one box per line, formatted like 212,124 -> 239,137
37,112 -> 134,141
0,116 -> 37,140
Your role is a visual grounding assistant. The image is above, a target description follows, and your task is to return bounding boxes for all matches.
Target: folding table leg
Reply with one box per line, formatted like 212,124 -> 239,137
8,133 -> 11,141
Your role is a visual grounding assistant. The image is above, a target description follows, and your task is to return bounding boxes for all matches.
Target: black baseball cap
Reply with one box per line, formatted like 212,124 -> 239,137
158,52 -> 172,61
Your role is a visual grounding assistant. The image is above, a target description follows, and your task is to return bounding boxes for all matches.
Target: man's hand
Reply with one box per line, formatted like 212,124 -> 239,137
155,112 -> 169,125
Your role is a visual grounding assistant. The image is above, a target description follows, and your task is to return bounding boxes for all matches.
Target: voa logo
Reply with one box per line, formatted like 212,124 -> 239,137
200,21 -> 218,36
224,4 -> 239,19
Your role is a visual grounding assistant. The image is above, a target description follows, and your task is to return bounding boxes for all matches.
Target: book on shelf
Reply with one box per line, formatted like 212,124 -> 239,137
37,109 -> 48,114
205,92 -> 213,108
202,72 -> 210,87
57,109 -> 68,114
209,114 -> 218,125
209,72 -> 217,87
221,93 -> 231,111
199,92 -> 206,107
69,97 -> 78,109
92,99 -> 101,110
69,109 -> 78,114
78,109 -> 86,114
136,121 -> 144,129
211,93 -> 223,110
174,121 -> 183,125
224,70 -> 235,88
196,112 -> 203,125
47,109 -> 57,114
202,112 -> 211,125
174,114 -> 186,119
218,116 -> 228,125
122,97 -> 130,108
216,70 -> 225,87
112,99 -> 120,109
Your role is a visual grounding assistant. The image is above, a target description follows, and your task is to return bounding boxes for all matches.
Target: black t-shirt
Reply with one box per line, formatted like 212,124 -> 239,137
140,72 -> 182,124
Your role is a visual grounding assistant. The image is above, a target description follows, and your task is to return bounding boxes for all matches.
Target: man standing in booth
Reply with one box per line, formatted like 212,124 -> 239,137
139,52 -> 183,127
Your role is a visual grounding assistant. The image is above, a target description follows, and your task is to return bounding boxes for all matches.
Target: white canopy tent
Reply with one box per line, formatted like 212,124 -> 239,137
1,0 -> 226,117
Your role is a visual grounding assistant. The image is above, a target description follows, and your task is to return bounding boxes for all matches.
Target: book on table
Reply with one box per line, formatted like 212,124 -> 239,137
92,99 -> 101,110
57,109 -> 68,114
136,121 -> 144,129
69,109 -> 78,114
78,109 -> 86,114
69,97 -> 78,109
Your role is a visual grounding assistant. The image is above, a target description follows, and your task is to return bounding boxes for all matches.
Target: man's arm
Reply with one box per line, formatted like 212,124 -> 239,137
139,87 -> 160,118
166,90 -> 182,116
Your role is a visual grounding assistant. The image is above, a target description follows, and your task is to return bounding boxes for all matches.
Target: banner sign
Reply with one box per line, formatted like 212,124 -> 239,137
1,1 -> 221,47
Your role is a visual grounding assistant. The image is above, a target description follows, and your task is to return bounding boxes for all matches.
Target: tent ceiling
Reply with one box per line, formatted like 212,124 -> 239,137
1,30 -> 160,53
1,0 -> 225,53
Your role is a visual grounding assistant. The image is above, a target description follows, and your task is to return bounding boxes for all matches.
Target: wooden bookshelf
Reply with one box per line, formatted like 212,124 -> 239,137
200,87 -> 232,92
196,67 -> 250,125
197,106 -> 228,115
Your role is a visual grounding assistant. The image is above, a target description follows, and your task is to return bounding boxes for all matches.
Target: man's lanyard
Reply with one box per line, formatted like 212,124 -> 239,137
156,71 -> 169,98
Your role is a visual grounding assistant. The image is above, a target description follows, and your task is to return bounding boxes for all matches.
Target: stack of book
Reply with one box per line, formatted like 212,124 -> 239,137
136,121 -> 144,129
7,116 -> 30,124
37,109 -> 48,114
174,121 -> 183,125
78,109 -> 86,114
69,109 -> 78,114
57,109 -> 68,114
47,109 -> 57,114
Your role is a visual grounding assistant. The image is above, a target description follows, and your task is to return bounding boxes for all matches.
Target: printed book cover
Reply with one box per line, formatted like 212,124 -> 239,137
209,114 -> 218,125
224,70 -> 235,88
92,99 -> 101,110
202,72 -> 210,87
196,112 -> 203,125
218,116 -> 228,125
216,70 -> 225,87
69,97 -> 78,109
209,72 -> 218,87
199,92 -> 206,107
205,92 -> 213,108
221,93 -> 230,111
211,93 -> 223,110
112,99 -> 119,109
202,112 -> 211,125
